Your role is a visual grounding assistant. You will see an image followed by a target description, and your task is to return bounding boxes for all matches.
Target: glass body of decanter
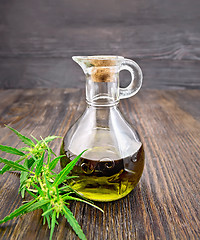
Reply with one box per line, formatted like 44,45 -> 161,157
60,55 -> 144,202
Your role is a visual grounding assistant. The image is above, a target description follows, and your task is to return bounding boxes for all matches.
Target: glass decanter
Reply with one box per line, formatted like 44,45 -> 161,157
60,55 -> 144,202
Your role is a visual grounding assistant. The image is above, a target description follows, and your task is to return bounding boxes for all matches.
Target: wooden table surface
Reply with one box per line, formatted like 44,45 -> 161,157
0,88 -> 199,240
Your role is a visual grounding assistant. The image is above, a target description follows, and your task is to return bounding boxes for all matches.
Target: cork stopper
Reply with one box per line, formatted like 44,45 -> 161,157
90,59 -> 116,67
90,59 -> 116,83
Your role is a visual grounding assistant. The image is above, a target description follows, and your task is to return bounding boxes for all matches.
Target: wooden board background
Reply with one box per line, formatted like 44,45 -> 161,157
0,0 -> 200,89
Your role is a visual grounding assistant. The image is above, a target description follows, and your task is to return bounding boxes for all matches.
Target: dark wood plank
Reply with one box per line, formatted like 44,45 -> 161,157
0,0 -> 200,89
0,58 -> 200,89
0,0 -> 199,60
0,88 -> 199,239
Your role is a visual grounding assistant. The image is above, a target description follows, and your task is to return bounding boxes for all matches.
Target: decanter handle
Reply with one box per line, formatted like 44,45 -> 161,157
119,58 -> 143,99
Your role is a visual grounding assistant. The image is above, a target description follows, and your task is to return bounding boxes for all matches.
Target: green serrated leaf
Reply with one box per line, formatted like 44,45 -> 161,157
42,207 -> 54,217
30,135 -> 39,143
62,205 -> 87,240
18,147 -> 32,152
61,185 -> 95,204
32,183 -> 44,196
43,215 -> 46,225
44,136 -> 62,143
0,165 -> 10,174
0,157 -> 30,173
63,196 -> 103,213
24,187 -> 37,199
43,173 -> 51,190
47,189 -> 51,200
50,148 -> 57,156
59,176 -> 79,184
53,150 -> 86,187
20,172 -> 29,198
35,152 -> 44,176
31,162 -> 37,172
0,145 -> 25,156
40,137 -> 52,165
30,151 -> 44,165
6,125 -> 35,147
19,158 -> 30,198
41,205 -> 51,228
50,210 -> 57,240
27,157 -> 35,169
46,215 -> 51,228
47,148 -> 51,165
19,187 -> 25,198
0,199 -> 36,224
56,186 -> 60,201
25,200 -> 50,213
58,183 -> 76,191
0,155 -> 27,174
49,155 -> 65,171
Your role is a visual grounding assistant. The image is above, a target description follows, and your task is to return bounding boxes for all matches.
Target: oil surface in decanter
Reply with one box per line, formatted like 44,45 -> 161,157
60,130 -> 144,202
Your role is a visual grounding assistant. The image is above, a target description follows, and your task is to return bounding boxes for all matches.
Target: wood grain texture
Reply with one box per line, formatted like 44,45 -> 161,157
0,0 -> 200,89
0,58 -> 200,89
0,0 -> 199,59
0,88 -> 199,240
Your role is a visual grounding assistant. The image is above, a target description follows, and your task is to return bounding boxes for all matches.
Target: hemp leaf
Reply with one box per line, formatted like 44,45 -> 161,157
0,126 -> 103,240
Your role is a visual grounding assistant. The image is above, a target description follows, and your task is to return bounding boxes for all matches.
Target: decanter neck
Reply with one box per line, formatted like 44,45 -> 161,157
85,105 -> 117,128
85,76 -> 120,106
72,56 -> 124,106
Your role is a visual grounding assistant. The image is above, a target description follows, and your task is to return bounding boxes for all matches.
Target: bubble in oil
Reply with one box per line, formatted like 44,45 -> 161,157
99,157 -> 115,169
81,162 -> 95,174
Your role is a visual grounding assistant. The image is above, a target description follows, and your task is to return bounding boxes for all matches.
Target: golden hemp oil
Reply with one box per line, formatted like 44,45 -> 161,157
60,142 -> 144,202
